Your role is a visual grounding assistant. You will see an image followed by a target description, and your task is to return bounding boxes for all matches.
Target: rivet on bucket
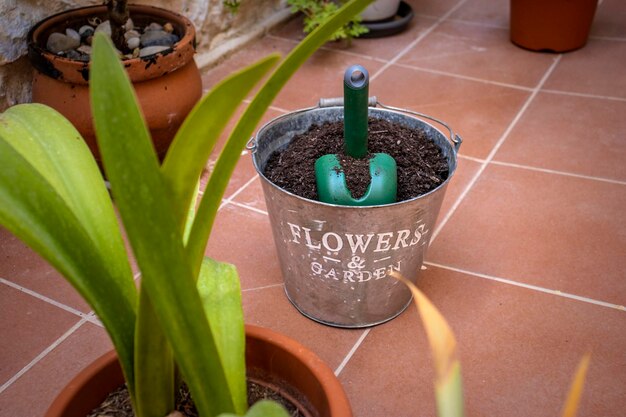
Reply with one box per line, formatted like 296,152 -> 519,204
252,103 -> 461,328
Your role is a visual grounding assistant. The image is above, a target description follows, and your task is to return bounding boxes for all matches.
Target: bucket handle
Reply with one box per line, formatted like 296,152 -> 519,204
318,97 -> 462,153
247,98 -> 463,153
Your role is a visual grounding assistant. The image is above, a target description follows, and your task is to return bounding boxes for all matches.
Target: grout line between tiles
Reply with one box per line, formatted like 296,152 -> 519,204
430,55 -> 563,244
220,175 -> 260,210
0,277 -> 89,320
230,200 -> 269,216
490,160 -> 626,186
0,319 -> 87,394
588,35 -> 626,42
334,328 -> 371,376
444,18 -> 509,30
242,283 -> 284,293
394,63 -> 534,91
540,88 -> 626,102
458,154 -> 485,164
424,261 -> 626,312
370,0 -> 471,82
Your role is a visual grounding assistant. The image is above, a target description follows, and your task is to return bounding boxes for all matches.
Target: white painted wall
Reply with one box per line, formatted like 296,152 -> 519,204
0,0 -> 289,111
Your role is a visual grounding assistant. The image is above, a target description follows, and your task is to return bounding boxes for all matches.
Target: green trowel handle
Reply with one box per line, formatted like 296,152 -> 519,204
344,65 -> 369,159
315,153 -> 397,206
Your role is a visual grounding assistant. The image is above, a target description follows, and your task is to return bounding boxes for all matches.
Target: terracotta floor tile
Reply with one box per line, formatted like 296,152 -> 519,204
231,176 -> 267,213
0,322 -> 111,417
198,108 -> 285,200
200,37 -> 294,95
339,266 -> 626,417
242,285 -> 364,370
590,0 -> 626,39
0,284 -> 80,385
205,204 -> 283,290
271,47 -> 385,111
543,38 -> 626,98
0,228 -> 90,313
448,0 -> 509,28
372,65 -> 530,159
436,156 -> 482,226
495,92 -> 626,181
428,164 -> 626,306
398,20 -> 557,87
411,0 -> 463,18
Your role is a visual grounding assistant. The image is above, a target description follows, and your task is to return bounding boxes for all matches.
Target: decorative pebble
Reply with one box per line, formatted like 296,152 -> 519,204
77,45 -> 92,55
132,47 -> 140,58
65,28 -> 80,42
46,32 -> 80,54
78,25 -> 94,38
95,20 -> 111,36
144,22 -> 163,32
126,36 -> 140,50
139,45 -> 170,58
124,18 -> 134,31
124,30 -> 140,40
163,22 -> 174,33
140,30 -> 179,47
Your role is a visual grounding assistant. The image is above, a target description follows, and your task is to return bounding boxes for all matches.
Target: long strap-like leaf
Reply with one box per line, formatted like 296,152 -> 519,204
0,133 -> 137,397
161,54 -> 280,235
187,0 -> 375,276
90,33 -> 235,416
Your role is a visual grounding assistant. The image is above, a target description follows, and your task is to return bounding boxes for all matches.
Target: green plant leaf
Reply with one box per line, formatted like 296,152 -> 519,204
218,400 -> 291,417
187,0 -> 375,274
198,257 -> 247,415
0,105 -> 137,397
134,291 -> 174,417
90,32 -> 235,416
161,54 -> 280,236
435,361 -> 465,417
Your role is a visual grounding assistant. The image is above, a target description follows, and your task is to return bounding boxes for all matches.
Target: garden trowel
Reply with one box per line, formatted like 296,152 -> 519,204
315,65 -> 397,206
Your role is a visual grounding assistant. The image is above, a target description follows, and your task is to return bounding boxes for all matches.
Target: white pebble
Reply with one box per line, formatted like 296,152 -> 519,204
127,37 -> 140,50
139,45 -> 170,57
65,28 -> 80,42
95,20 -> 111,36
77,45 -> 92,55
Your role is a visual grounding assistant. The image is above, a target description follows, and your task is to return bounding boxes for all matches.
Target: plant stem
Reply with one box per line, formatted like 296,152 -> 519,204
107,0 -> 129,52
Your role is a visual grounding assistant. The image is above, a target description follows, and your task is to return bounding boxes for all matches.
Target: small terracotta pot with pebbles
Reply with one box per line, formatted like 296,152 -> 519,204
28,4 -> 202,164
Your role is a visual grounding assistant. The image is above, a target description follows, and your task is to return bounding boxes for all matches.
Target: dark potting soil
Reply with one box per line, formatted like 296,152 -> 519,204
263,118 -> 449,202
86,381 -> 303,417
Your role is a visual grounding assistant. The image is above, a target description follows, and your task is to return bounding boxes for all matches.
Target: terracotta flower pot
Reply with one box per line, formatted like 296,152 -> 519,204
45,325 -> 352,417
27,4 -> 202,163
510,0 -> 598,52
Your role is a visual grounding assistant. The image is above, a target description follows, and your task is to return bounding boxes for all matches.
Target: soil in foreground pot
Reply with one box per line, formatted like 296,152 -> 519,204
87,381 -> 304,417
264,118 -> 449,202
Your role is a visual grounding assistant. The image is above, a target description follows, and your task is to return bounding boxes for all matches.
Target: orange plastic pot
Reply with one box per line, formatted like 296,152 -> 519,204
28,4 -> 202,163
45,325 -> 352,417
510,0 -> 598,52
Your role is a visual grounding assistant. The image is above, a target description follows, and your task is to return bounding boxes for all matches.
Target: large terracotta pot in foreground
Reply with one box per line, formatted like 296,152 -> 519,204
28,4 -> 202,163
510,0 -> 598,52
45,325 -> 352,417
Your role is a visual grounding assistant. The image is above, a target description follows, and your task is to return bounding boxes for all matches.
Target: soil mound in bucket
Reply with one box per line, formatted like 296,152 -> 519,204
263,118 -> 449,202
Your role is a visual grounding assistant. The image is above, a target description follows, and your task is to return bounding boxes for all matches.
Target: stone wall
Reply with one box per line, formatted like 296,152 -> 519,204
0,0 -> 289,111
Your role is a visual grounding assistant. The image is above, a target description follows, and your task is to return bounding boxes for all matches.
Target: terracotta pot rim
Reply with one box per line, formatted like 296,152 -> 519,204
28,4 -> 197,84
45,324 -> 352,417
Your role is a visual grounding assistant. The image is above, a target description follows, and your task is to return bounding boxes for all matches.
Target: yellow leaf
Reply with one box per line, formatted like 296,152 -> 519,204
561,354 -> 591,417
391,271 -> 457,381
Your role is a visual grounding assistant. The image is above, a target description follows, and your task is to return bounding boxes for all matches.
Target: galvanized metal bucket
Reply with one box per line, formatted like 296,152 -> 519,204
250,98 -> 462,328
